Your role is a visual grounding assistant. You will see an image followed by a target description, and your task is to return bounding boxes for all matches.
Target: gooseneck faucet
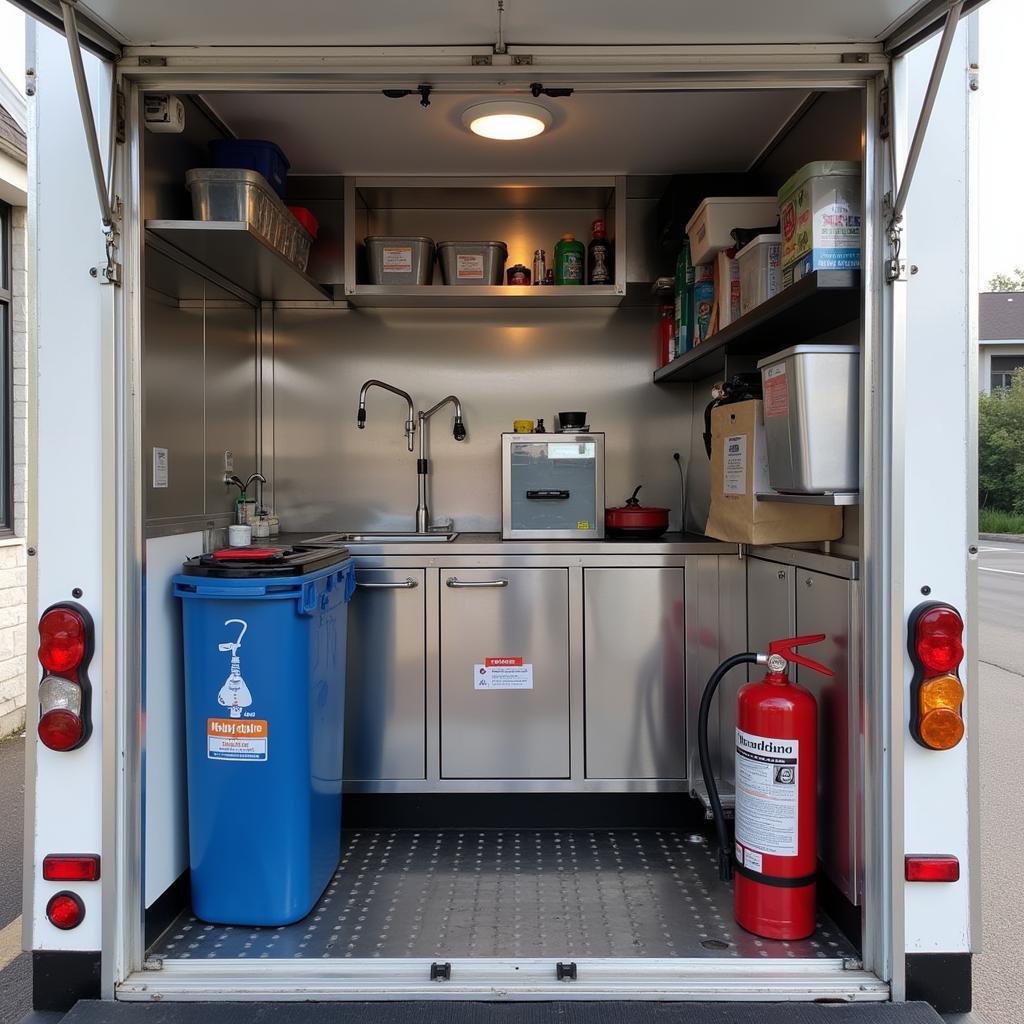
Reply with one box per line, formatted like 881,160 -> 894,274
357,379 -> 416,452
416,395 -> 467,534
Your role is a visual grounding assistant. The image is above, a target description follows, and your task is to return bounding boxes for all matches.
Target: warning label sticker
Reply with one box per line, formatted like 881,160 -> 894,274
208,718 -> 268,762
763,363 -> 789,418
723,434 -> 747,496
734,727 -> 798,857
382,246 -> 414,274
456,254 -> 485,280
475,657 -> 534,690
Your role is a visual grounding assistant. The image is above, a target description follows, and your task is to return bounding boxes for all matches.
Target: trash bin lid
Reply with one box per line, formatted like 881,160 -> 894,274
181,544 -> 350,578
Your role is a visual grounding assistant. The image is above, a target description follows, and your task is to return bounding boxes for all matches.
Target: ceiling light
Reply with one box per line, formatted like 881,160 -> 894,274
462,101 -> 552,141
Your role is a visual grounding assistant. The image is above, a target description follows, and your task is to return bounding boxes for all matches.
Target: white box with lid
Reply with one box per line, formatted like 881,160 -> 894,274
756,344 -> 860,494
736,233 -> 782,315
685,196 -> 778,265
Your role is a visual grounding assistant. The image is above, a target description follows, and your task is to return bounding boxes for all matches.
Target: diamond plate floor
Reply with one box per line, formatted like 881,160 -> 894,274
151,829 -> 856,961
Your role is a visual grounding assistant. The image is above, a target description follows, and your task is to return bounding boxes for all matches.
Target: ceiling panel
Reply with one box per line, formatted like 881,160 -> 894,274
84,0 -> 928,46
203,90 -> 812,177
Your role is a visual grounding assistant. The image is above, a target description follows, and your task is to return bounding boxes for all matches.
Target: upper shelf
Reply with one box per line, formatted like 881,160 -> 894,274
345,284 -> 625,309
653,270 -> 861,384
146,220 -> 332,303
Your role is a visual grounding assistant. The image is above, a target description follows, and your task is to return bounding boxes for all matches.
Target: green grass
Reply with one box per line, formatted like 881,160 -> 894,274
979,508 -> 1024,534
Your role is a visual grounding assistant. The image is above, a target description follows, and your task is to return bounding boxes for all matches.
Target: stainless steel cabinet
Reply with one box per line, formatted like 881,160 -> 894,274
344,568 -> 426,780
746,558 -> 796,654
584,568 -> 686,779
440,568 -> 570,779
794,567 -> 859,903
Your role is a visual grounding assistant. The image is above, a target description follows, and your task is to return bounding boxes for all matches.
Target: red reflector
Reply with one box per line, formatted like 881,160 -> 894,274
46,891 -> 85,930
905,855 -> 960,882
43,855 -> 100,882
915,607 -> 964,674
37,708 -> 84,752
39,608 -> 87,674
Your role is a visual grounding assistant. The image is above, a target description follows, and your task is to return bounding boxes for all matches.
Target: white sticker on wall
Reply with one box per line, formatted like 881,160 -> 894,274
723,434 -> 747,496
474,657 -> 534,690
153,447 -> 169,488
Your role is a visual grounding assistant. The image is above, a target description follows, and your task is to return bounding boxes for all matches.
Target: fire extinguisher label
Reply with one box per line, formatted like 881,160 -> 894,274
734,727 -> 799,857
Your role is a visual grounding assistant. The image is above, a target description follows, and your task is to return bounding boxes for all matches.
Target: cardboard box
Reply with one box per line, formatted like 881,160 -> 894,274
705,400 -> 843,544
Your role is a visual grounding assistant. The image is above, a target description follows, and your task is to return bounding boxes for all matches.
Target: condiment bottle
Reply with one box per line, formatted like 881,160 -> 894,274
554,234 -> 585,285
587,219 -> 613,284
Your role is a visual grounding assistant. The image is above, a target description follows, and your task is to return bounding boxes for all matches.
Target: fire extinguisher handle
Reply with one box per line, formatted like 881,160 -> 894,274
767,633 -> 834,677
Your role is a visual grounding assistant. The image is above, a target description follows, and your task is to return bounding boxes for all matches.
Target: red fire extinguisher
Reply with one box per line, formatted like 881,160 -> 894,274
697,633 -> 833,941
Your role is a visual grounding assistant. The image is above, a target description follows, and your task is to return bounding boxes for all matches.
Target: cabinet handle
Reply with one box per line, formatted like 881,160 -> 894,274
356,577 -> 419,590
446,577 -> 509,589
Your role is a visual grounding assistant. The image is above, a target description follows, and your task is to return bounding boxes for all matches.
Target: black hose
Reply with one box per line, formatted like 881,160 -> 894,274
698,651 -> 761,882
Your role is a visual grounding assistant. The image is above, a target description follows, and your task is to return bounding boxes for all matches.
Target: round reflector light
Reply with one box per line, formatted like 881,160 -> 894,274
919,673 -> 965,713
915,607 -> 964,674
39,608 -> 87,675
46,891 -> 85,930
38,708 -> 84,752
919,707 -> 965,750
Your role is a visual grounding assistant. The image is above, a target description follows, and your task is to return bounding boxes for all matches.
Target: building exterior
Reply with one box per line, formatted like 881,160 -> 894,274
979,291 -> 1024,393
0,65 -> 27,738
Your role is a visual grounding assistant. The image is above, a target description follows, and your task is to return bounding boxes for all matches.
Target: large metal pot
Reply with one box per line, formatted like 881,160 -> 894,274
605,485 -> 670,538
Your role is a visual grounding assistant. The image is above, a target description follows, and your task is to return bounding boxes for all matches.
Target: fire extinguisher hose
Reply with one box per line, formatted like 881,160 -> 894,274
697,651 -> 762,882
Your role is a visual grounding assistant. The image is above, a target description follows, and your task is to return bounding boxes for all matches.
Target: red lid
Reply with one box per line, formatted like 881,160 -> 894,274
211,547 -> 282,561
287,205 -> 319,239
592,219 -> 606,238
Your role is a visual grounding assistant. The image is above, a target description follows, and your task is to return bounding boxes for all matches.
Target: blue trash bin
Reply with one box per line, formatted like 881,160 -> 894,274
174,546 -> 355,926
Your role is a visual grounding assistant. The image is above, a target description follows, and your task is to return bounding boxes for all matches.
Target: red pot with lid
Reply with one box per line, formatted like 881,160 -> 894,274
605,485 -> 670,538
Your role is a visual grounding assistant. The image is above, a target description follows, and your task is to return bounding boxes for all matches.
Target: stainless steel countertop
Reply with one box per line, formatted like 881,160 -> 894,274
280,531 -> 739,556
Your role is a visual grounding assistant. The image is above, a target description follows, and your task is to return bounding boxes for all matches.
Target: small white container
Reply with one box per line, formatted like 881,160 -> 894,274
685,196 -> 778,265
736,233 -> 782,315
252,516 -> 271,539
228,524 -> 252,547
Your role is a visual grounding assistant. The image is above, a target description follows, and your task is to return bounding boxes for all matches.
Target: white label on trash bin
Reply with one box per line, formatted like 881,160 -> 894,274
382,246 -> 413,274
208,718 -> 268,762
474,657 -> 533,690
456,254 -> 485,280
723,434 -> 747,496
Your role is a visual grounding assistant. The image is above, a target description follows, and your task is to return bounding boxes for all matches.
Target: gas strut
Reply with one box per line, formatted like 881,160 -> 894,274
697,651 -> 762,881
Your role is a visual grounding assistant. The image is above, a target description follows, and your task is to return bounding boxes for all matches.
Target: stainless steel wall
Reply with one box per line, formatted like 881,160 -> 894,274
269,306 -> 692,533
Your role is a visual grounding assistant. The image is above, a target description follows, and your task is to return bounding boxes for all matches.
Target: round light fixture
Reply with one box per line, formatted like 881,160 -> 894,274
462,101 -> 552,141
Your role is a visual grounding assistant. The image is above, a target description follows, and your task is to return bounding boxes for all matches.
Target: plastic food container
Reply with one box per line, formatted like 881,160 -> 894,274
685,196 -> 778,265
173,547 -> 355,925
287,206 -> 319,239
778,160 -> 861,285
736,233 -> 782,315
209,138 -> 290,197
364,236 -> 435,285
756,344 -> 860,494
437,240 -> 508,285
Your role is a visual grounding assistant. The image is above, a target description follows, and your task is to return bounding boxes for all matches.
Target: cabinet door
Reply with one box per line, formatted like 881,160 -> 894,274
747,559 -> 796,654
795,568 -> 857,902
344,568 -> 426,781
440,568 -> 569,779
584,568 -> 685,779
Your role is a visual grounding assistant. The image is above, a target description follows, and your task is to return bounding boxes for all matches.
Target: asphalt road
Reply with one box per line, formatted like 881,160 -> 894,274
0,544 -> 1021,1022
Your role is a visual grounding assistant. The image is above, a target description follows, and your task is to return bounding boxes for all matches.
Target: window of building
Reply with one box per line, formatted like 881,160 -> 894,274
991,354 -> 1024,393
0,200 -> 10,532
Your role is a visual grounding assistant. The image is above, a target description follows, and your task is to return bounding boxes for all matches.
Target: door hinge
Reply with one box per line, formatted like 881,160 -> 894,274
138,55 -> 168,67
115,87 -> 127,144
879,84 -> 891,141
968,62 -> 979,92
883,192 -> 906,285
101,213 -> 123,287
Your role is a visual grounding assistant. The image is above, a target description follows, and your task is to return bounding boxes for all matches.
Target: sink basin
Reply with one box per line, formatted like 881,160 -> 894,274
304,531 -> 459,545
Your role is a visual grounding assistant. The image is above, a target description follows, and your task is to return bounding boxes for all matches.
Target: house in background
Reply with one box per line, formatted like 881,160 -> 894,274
0,63 -> 27,738
980,291 -> 1024,393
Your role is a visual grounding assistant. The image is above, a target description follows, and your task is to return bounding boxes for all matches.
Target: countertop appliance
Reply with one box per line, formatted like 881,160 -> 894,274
501,433 -> 605,539
605,485 -> 670,538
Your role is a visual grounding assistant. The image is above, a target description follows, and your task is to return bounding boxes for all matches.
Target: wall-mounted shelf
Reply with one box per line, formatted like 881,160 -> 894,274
146,221 -> 332,303
346,284 -> 624,309
653,270 -> 861,384
755,491 -> 860,506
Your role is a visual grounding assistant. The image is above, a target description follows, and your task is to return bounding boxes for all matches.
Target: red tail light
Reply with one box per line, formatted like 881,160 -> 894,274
908,602 -> 966,751
36,603 -> 94,752
905,855 -> 960,882
43,855 -> 101,882
46,891 -> 86,930
914,606 -> 965,674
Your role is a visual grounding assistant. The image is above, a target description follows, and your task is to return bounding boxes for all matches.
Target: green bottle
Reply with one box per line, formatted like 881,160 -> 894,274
554,233 -> 586,285
674,239 -> 694,356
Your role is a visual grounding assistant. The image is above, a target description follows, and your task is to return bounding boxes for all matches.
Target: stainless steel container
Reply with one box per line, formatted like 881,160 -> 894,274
437,240 -> 508,285
364,236 -> 435,285
756,344 -> 859,494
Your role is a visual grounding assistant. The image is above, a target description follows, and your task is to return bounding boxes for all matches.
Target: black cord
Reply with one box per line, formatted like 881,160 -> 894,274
698,651 -> 761,881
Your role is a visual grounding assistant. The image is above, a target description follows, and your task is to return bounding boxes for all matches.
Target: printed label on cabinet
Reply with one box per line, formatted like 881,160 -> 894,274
475,657 -> 534,690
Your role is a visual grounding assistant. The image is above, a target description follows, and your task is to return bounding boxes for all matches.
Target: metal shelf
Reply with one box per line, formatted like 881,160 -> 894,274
345,284 -> 625,308
653,270 -> 861,384
145,220 -> 332,303
755,491 -> 860,506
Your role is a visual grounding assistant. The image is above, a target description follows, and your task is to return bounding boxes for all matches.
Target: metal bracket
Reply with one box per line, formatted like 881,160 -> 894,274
556,961 -> 578,981
430,961 -> 451,981
878,85 -> 891,141
142,956 -> 165,972
883,192 -> 906,285
841,52 -> 871,64
513,54 -> 534,65
137,55 -> 168,67
115,86 -> 126,144
472,55 -> 493,66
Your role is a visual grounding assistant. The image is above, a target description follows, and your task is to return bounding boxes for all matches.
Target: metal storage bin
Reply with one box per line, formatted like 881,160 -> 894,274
437,240 -> 507,285
756,345 -> 859,494
365,236 -> 435,285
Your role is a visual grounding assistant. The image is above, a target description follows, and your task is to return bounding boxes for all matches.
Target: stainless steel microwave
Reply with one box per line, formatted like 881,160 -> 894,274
501,433 -> 605,539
